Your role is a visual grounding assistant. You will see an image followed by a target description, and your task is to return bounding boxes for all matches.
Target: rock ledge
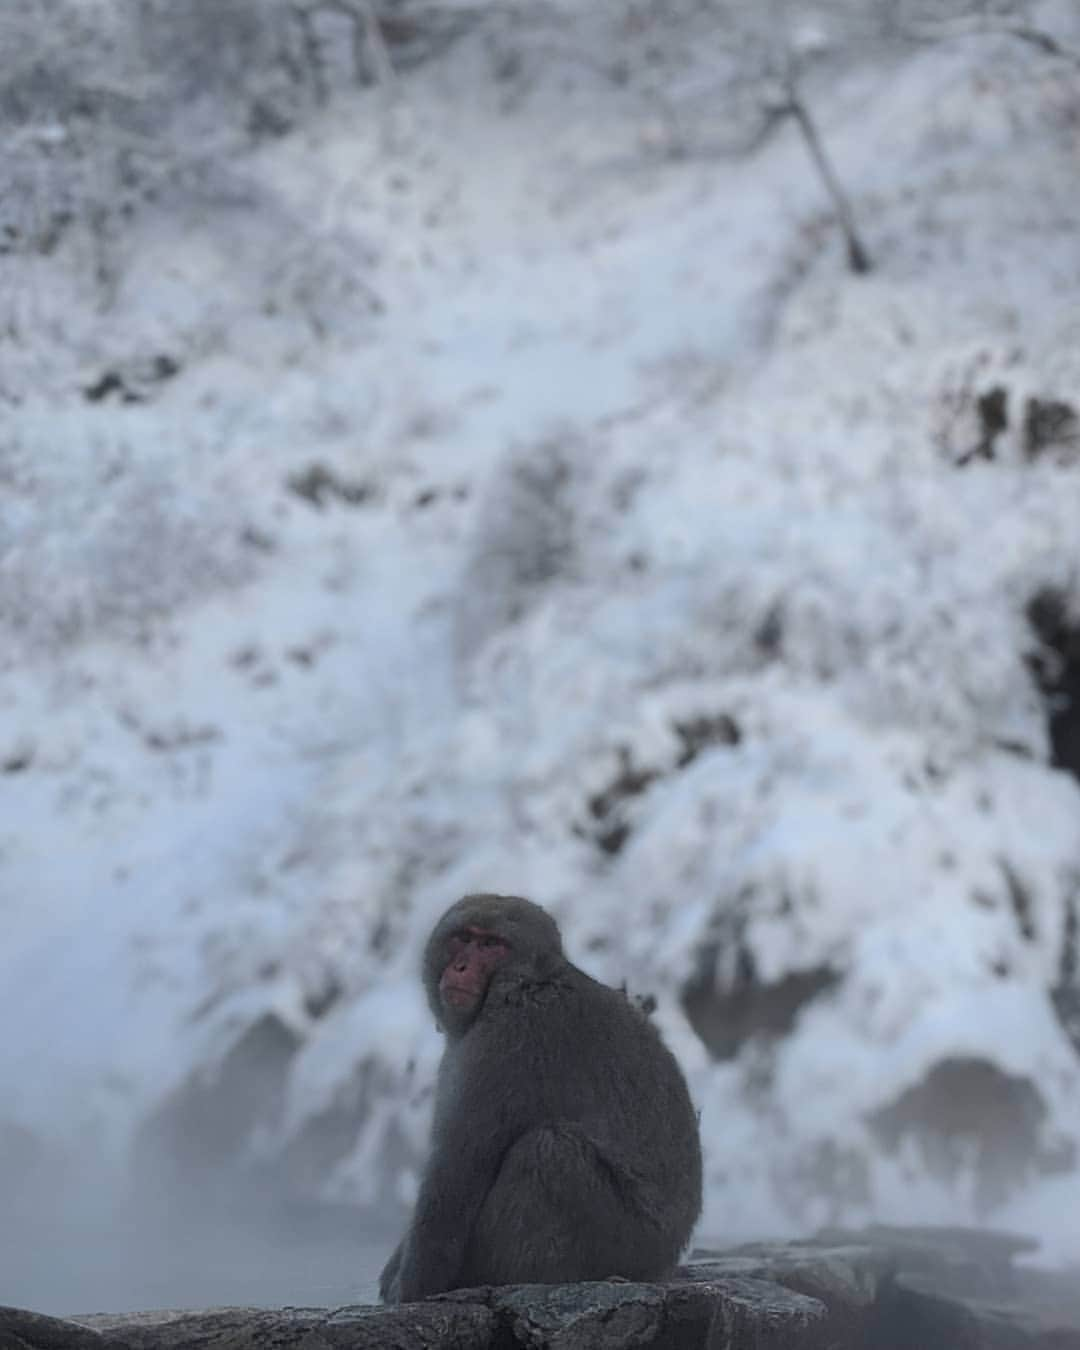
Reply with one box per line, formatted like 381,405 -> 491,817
4,1226 -> 1079,1350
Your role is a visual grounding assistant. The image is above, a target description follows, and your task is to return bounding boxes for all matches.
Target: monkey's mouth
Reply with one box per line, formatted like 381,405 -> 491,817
441,982 -> 479,1009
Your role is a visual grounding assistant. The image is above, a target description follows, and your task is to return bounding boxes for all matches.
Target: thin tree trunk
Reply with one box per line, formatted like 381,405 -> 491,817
294,6 -> 330,105
785,87 -> 872,275
355,0 -> 396,91
355,0 -> 398,150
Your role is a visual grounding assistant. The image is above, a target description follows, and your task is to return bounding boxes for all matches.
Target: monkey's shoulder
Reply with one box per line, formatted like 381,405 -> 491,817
481,965 -> 670,1063
488,963 -> 641,1022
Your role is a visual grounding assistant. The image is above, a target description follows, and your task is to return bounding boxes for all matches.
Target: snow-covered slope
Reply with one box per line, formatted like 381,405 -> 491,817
3,1 -> 1080,1299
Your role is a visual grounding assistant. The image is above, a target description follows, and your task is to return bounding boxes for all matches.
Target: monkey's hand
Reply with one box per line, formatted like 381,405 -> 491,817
394,1231 -> 464,1303
378,1238 -> 405,1304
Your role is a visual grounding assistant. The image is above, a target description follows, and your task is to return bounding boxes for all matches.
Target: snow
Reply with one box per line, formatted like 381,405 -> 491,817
2,0 -> 1080,1306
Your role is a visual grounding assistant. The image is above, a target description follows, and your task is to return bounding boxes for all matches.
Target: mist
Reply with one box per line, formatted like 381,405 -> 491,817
0,1157 -> 387,1315
3,0 -> 1080,1318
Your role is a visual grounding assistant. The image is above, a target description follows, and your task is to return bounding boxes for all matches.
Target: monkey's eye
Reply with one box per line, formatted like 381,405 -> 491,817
480,934 -> 505,950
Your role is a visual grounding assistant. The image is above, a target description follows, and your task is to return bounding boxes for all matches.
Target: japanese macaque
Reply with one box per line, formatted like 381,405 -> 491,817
380,894 -> 702,1302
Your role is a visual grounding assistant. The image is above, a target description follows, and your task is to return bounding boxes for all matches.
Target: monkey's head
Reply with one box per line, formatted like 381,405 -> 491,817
423,894 -> 564,1035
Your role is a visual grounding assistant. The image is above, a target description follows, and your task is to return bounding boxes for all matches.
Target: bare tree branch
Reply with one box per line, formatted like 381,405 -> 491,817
781,85 -> 872,274
1002,24 -> 1080,68
354,0 -> 396,90
901,7 -> 1080,68
757,0 -> 873,273
290,0 -> 400,146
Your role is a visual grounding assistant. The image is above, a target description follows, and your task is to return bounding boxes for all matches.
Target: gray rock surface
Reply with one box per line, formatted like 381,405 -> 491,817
3,1227 -> 1078,1350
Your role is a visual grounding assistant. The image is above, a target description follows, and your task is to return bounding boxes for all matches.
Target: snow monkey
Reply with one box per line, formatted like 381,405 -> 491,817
379,893 -> 702,1301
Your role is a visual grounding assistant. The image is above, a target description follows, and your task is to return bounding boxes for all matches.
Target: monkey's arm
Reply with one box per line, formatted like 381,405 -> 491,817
393,1140 -> 499,1300
392,1062 -> 516,1303
378,1237 -> 404,1303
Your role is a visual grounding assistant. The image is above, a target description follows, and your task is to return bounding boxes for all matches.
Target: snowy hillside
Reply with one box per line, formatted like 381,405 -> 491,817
3,0 -> 1080,1310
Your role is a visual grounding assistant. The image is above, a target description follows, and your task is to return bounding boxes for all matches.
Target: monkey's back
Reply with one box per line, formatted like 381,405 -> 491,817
450,960 -> 702,1272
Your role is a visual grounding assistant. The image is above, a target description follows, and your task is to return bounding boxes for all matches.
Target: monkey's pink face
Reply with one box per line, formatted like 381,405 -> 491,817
439,926 -> 511,1013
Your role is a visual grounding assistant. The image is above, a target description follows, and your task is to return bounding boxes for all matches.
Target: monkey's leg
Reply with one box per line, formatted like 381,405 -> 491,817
462,1123 -> 648,1287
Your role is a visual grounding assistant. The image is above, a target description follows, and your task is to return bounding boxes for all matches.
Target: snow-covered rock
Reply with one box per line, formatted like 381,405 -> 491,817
3,1 -> 1080,1305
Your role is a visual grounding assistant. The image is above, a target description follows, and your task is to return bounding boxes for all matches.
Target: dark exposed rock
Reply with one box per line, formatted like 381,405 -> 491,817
682,932 -> 839,1062
286,463 -> 377,510
1052,887 -> 1080,1057
1000,859 -> 1036,942
361,6 -> 481,79
868,1057 -> 1056,1213
976,386 -> 1010,459
1,744 -> 33,773
133,1013 -> 302,1208
672,714 -> 741,768
582,718 -> 740,858
6,1229 -> 1079,1350
754,602 -> 785,656
84,371 -> 136,404
955,384 -> 1009,466
1023,396 -> 1079,461
1026,587 -> 1080,783
1025,591 -> 1080,1059
947,387 -> 1079,468
82,356 -> 181,405
586,747 -> 661,856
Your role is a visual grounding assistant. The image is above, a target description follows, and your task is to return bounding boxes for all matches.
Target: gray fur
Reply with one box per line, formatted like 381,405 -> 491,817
380,894 -> 702,1302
